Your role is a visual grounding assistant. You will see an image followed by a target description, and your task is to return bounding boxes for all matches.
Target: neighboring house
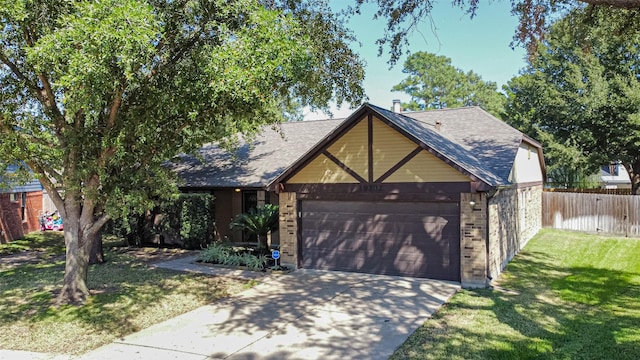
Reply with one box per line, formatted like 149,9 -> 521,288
0,165 -> 44,243
600,161 -> 631,189
174,103 -> 545,287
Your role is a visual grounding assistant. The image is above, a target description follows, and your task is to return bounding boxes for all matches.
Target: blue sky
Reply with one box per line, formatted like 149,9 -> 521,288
304,0 -> 528,120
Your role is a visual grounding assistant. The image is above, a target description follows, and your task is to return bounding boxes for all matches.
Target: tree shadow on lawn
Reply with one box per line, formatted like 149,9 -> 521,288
0,252 -> 238,340
393,250 -> 640,360
483,250 -> 640,359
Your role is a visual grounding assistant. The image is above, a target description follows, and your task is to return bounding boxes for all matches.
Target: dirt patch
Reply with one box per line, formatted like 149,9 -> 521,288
110,247 -> 200,264
0,251 -> 65,270
0,247 -> 200,270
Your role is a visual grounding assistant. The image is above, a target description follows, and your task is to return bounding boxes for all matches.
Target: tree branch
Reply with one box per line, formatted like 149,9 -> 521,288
107,88 -> 124,128
580,0 -> 640,8
0,53 -> 47,103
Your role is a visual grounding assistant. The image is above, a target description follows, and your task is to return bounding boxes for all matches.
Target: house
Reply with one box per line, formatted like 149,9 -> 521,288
174,103 -> 545,287
0,165 -> 45,243
600,161 -> 632,189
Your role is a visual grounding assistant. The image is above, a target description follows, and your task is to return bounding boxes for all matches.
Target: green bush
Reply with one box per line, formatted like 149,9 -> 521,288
105,193 -> 214,250
159,193 -> 214,249
199,242 -> 267,271
198,242 -> 230,264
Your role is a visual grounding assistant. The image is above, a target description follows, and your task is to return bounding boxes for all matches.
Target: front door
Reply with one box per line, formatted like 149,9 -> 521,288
242,190 -> 258,242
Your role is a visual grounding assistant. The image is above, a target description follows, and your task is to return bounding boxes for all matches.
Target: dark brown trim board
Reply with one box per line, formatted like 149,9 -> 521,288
374,146 -> 423,183
282,182 -> 471,202
322,150 -> 367,184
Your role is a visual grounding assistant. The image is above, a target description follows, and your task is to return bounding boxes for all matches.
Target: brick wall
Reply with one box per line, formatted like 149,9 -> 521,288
0,191 -> 43,243
460,192 -> 488,288
278,192 -> 298,266
487,185 -> 542,279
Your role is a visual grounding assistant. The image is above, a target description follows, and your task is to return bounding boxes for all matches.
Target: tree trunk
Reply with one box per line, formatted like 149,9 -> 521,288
56,206 -> 105,304
57,218 -> 91,304
88,230 -> 104,265
258,234 -> 268,251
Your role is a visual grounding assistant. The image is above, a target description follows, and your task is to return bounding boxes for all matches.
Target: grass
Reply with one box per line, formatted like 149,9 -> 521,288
0,231 -> 66,256
391,229 -> 640,360
0,232 -> 250,355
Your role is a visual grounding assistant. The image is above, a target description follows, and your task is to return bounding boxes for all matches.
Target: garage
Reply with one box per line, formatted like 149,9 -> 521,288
300,200 -> 460,281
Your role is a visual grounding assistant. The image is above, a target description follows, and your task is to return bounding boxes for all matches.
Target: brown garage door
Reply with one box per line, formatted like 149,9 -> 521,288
300,200 -> 460,281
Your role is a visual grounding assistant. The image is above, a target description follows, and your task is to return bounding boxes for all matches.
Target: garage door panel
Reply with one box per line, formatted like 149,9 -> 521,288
300,200 -> 460,281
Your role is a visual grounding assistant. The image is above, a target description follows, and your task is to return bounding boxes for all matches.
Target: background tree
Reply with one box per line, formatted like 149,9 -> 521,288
392,51 -> 505,116
0,0 -> 364,304
503,7 -> 640,192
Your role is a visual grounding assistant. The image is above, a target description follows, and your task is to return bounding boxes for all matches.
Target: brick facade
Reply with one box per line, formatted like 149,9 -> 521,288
460,192 -> 489,287
278,192 -> 298,266
460,185 -> 542,288
0,191 -> 43,243
487,185 -> 542,279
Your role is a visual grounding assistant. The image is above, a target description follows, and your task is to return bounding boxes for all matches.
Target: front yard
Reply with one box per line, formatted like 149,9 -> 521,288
392,229 -> 640,359
0,232 -> 251,355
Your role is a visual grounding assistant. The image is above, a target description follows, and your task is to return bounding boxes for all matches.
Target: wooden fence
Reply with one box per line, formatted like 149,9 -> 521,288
542,191 -> 640,237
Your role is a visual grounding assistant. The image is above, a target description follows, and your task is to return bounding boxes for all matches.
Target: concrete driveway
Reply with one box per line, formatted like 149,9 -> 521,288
80,269 -> 459,360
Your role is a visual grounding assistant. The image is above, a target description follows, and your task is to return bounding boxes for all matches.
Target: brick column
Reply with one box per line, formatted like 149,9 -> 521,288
460,192 -> 488,288
278,192 -> 298,267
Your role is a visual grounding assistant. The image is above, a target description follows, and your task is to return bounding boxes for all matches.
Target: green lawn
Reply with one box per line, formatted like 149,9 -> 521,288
0,232 -> 249,355
391,229 -> 640,360
0,231 -> 66,256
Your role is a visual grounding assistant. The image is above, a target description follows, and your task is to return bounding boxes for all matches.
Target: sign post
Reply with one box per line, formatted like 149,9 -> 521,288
271,250 -> 280,268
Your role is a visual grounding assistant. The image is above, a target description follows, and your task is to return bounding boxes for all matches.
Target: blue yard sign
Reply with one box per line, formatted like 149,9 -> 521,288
272,250 -> 280,260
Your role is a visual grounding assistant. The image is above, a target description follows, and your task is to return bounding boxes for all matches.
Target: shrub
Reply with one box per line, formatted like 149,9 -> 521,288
199,242 -> 230,264
199,243 -> 267,271
230,204 -> 279,250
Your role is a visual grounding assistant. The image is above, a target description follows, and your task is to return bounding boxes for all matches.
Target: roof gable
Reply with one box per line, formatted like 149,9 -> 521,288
174,103 -> 544,190
273,104 -> 487,188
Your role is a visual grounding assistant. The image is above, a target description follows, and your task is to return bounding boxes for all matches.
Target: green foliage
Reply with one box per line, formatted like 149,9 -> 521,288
198,242 -> 267,271
160,193 -> 214,250
105,193 -> 213,250
392,51 -> 505,117
503,8 -> 640,191
0,0 -> 364,278
230,204 -> 279,249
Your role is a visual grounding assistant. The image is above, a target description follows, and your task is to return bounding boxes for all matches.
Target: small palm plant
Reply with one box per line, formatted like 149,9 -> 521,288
230,204 -> 279,251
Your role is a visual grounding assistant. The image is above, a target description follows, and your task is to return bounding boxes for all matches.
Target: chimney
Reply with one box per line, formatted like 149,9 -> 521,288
392,99 -> 401,113
435,120 -> 442,131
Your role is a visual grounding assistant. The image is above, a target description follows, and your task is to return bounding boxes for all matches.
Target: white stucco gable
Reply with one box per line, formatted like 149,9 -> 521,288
509,141 -> 544,184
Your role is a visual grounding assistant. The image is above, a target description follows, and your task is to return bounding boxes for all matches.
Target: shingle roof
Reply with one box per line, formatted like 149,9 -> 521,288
388,105 -> 525,185
174,103 -> 535,188
173,119 -> 344,188
0,164 -> 43,193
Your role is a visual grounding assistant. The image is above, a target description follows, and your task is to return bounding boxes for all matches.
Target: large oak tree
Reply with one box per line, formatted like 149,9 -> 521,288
0,0 -> 364,304
503,8 -> 640,192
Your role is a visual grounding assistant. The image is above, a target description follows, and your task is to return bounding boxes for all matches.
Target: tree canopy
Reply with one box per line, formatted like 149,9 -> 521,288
503,7 -> 640,192
0,0 -> 365,303
392,51 -> 505,116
